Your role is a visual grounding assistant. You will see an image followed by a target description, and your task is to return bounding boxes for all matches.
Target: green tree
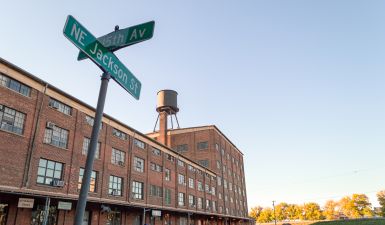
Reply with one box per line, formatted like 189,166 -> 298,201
249,206 -> 263,221
257,208 -> 274,223
323,200 -> 338,220
286,204 -> 301,220
377,190 -> 385,217
301,202 -> 323,221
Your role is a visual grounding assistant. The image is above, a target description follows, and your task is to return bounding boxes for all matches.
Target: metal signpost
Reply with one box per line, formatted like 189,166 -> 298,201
63,15 -> 154,225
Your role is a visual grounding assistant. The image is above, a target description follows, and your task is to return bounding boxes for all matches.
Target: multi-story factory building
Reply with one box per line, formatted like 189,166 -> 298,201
0,58 -> 252,225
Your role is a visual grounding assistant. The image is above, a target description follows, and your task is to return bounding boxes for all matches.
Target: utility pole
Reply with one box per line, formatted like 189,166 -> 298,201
272,200 -> 277,225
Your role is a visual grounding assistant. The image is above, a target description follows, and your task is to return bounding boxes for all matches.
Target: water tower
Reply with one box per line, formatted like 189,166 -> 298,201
153,90 -> 180,146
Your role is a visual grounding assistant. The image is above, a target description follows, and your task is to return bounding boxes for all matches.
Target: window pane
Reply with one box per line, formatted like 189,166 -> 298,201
54,171 -> 61,179
47,161 -> 55,169
39,159 -> 47,167
37,167 -> 46,176
37,176 -> 44,184
46,169 -> 54,177
45,178 -> 52,185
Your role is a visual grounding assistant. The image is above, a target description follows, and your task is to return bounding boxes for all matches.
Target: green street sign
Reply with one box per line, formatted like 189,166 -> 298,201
63,15 -> 141,100
78,21 -> 155,61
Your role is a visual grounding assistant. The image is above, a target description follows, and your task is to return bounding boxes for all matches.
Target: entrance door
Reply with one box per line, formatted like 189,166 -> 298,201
133,215 -> 141,225
83,211 -> 89,225
31,205 -> 58,225
0,204 -> 8,225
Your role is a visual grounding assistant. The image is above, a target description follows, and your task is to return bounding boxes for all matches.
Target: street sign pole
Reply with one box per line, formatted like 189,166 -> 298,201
63,15 -> 153,225
73,72 -> 111,225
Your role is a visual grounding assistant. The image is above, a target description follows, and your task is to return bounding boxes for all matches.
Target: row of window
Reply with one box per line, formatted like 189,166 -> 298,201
178,174 -> 216,195
175,141 -> 209,153
38,158 -> 247,212
216,143 -> 243,169
0,106 -> 215,180
0,73 -> 31,97
1,107 -> 246,198
178,193 -> 217,211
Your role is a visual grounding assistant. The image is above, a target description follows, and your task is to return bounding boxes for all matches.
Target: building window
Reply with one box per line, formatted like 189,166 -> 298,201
165,168 -> 171,181
179,217 -> 187,225
164,188 -> 171,205
188,178 -> 194,189
108,210 -> 121,225
132,181 -> 144,199
219,193 -> 222,199
221,148 -> 224,155
216,160 -> 221,169
112,128 -> 127,140
177,160 -> 185,167
85,115 -> 103,130
178,192 -> 185,206
111,148 -> 125,166
217,176 -> 222,186
48,98 -> 71,115
37,159 -> 63,186
188,165 -> 195,172
188,195 -> 195,207
197,181 -> 203,191
0,73 -> 31,96
211,187 -> 216,195
178,174 -> 186,186
150,185 -> 163,197
82,137 -> 100,159
224,179 -> 227,189
197,141 -> 208,150
227,153 -> 230,160
152,147 -> 161,156
197,198 -> 202,209
175,144 -> 188,153
197,160 -> 209,168
166,153 -> 175,162
134,156 -> 144,172
229,182 -> 233,191
78,168 -> 97,192
215,143 -> 219,151
134,138 -> 145,149
205,184 -> 210,193
0,104 -> 25,135
206,199 -> 210,210
108,175 -> 122,196
219,206 -> 223,213
43,123 -> 68,149
150,162 -> 162,172
212,201 -> 216,212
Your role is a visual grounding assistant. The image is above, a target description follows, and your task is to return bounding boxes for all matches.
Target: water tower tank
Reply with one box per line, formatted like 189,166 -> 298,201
156,90 -> 179,114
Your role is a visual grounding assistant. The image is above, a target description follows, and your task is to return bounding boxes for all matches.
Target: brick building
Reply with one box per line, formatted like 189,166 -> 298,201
0,58 -> 252,225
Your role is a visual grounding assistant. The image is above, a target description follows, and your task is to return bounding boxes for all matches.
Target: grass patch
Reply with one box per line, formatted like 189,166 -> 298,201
311,218 -> 385,225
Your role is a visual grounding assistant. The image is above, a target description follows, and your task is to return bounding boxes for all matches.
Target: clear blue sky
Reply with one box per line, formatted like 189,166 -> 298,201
1,0 -> 385,209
